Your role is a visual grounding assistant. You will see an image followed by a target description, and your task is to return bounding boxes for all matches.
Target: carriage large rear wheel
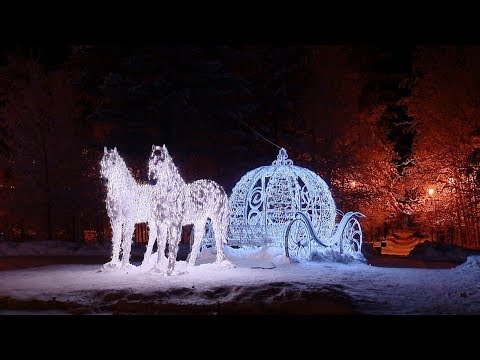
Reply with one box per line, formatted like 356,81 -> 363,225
285,218 -> 312,261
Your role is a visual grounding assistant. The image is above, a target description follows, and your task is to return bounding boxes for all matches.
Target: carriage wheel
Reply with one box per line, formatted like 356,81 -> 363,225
285,218 -> 311,261
340,217 -> 362,254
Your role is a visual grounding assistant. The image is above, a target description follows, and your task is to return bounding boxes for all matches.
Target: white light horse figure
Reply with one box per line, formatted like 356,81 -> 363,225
100,147 -> 157,269
145,145 -> 231,275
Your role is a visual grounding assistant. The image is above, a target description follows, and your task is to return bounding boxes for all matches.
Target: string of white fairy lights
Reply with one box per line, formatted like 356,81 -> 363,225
238,119 -> 282,150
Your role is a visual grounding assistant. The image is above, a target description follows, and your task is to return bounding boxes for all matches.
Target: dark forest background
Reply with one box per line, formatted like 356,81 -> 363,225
1,44 -> 479,247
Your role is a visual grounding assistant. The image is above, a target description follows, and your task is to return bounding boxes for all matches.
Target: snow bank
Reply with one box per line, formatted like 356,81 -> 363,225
0,240 -> 146,257
224,245 -> 284,260
455,255 -> 480,272
224,245 -> 367,265
408,241 -> 467,262
311,247 -> 367,264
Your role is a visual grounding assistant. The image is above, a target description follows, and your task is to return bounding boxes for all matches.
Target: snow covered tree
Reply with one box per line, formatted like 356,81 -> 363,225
292,46 -> 400,238
331,113 -> 399,237
403,46 -> 480,246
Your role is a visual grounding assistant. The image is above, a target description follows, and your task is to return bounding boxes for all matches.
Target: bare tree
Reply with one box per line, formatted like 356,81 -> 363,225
0,53 -> 84,240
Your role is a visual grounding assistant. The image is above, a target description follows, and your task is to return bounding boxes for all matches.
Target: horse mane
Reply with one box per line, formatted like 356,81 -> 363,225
151,150 -> 184,186
167,158 -> 183,183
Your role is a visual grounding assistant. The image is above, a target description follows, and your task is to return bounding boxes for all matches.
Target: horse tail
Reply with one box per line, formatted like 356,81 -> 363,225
219,190 -> 230,245
211,188 -> 230,262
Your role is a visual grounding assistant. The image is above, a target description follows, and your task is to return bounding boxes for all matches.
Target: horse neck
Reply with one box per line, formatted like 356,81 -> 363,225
106,162 -> 137,194
154,161 -> 186,191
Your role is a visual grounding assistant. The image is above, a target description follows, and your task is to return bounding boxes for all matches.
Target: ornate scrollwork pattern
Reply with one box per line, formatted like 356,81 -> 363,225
228,148 -> 336,246
272,147 -> 294,166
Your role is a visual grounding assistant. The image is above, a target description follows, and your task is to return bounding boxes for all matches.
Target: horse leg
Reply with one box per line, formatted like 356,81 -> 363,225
141,219 -> 157,268
212,217 -> 227,264
166,224 -> 181,276
110,220 -> 122,265
155,223 -> 168,269
188,220 -> 207,267
121,221 -> 135,267
212,197 -> 234,268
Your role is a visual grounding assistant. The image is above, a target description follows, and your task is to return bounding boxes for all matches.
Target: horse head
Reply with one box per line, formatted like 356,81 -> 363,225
148,144 -> 170,181
100,146 -> 121,179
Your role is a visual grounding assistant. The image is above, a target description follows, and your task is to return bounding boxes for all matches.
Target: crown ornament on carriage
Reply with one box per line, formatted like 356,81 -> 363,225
272,148 -> 293,166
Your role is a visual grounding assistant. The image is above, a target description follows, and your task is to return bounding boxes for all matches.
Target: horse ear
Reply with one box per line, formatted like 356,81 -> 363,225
114,147 -> 117,153
163,144 -> 168,155
104,146 -> 107,154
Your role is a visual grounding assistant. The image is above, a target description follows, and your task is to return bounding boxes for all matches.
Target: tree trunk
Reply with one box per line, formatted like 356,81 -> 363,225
473,185 -> 480,246
453,185 -> 465,246
458,180 -> 471,246
40,133 -> 53,240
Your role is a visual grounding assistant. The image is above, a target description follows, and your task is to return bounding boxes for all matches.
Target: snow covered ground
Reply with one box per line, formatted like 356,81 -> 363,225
1,244 -> 479,315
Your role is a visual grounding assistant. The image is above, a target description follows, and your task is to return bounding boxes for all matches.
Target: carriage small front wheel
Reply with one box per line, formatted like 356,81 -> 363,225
285,218 -> 311,261
339,216 -> 363,254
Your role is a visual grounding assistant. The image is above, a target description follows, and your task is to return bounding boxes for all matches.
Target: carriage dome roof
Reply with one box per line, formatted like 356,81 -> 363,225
228,148 -> 337,246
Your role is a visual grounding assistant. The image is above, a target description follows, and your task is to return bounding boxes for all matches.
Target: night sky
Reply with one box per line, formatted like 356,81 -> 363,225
1,44 -> 414,174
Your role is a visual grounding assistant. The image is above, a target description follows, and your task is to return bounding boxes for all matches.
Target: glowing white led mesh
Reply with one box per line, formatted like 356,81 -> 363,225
100,145 -> 231,275
100,147 -> 157,268
228,148 -> 337,247
100,145 -> 361,270
146,145 -> 231,275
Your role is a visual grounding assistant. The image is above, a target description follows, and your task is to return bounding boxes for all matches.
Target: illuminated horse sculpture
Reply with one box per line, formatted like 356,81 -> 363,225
145,145 -> 230,275
100,147 -> 157,268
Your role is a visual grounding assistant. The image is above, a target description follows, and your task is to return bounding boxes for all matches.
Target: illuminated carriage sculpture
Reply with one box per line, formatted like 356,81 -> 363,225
224,148 -> 364,261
